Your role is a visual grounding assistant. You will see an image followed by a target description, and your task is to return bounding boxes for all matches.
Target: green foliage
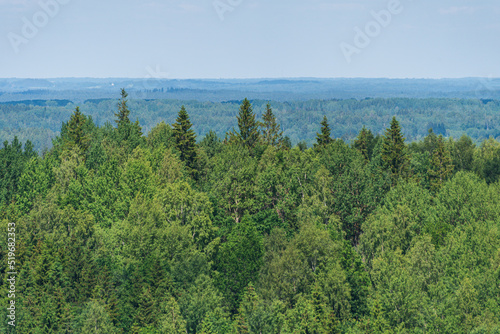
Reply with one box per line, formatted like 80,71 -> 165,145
382,116 -> 410,185
314,116 -> 333,148
0,136 -> 37,206
260,103 -> 284,147
66,107 -> 91,154
215,216 -> 264,312
172,106 -> 198,175
74,299 -> 119,333
233,98 -> 260,150
354,126 -> 376,161
200,130 -> 223,158
450,134 -> 476,172
428,135 -> 454,192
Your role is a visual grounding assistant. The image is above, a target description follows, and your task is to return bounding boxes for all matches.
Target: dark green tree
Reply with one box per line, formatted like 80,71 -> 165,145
235,98 -> 259,149
172,106 -> 197,174
113,89 -> 143,150
428,135 -> 454,192
382,116 -> 410,185
314,116 -> 333,148
0,137 -> 36,205
260,103 -> 283,147
200,130 -> 222,158
66,107 -> 90,154
354,126 -> 375,161
215,216 -> 263,312
115,88 -> 131,127
450,134 -> 475,172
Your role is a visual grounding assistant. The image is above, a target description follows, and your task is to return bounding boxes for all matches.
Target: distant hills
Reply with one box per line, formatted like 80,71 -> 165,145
0,78 -> 499,103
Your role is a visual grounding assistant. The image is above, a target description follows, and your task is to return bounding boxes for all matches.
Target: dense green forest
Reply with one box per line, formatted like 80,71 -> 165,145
1,97 -> 500,153
1,90 -> 500,333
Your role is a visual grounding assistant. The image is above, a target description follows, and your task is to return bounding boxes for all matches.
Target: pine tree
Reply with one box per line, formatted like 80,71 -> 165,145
67,107 -> 90,154
172,106 -> 197,174
235,98 -> 259,149
314,116 -> 333,148
260,103 -> 283,147
428,135 -> 454,192
382,116 -> 410,185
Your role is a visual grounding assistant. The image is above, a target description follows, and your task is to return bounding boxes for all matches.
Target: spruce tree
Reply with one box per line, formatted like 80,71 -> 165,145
314,116 -> 333,148
172,106 -> 197,173
115,88 -> 131,126
67,107 -> 90,154
354,126 -> 375,161
381,116 -> 409,185
260,103 -> 283,147
236,98 -> 259,149
428,135 -> 454,192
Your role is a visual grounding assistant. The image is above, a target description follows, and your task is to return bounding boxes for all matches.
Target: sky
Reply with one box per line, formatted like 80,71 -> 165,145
0,0 -> 499,79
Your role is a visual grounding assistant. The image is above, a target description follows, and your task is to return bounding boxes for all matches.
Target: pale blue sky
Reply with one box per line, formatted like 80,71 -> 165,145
0,0 -> 499,78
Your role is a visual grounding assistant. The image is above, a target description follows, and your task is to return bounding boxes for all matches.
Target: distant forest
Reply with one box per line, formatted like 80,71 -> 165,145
1,97 -> 500,153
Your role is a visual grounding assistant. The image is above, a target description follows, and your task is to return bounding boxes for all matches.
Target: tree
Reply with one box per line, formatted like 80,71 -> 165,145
450,134 -> 475,172
215,216 -> 263,312
382,116 -> 410,185
74,299 -> 118,334
234,98 -> 259,149
314,116 -> 333,148
0,137 -> 37,206
172,106 -> 197,174
200,130 -> 222,158
66,107 -> 90,154
428,135 -> 454,192
158,297 -> 187,334
115,88 -> 131,127
354,126 -> 375,161
113,89 -> 143,150
260,103 -> 283,147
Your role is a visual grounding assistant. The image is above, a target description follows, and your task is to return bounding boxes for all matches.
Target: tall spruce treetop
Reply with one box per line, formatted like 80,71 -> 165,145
382,116 -> 409,184
172,106 -> 197,172
260,103 -> 283,147
236,98 -> 259,149
314,116 -> 333,148
115,88 -> 131,126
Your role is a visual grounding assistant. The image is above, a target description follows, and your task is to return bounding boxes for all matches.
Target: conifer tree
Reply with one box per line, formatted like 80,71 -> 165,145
67,107 -> 90,154
354,126 -> 375,161
260,103 -> 283,147
314,116 -> 333,148
235,98 -> 259,149
428,135 -> 454,192
115,88 -> 131,127
382,116 -> 410,185
172,106 -> 197,173
114,88 -> 143,146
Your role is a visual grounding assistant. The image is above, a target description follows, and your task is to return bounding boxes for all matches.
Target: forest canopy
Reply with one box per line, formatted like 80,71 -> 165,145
1,90 -> 500,333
